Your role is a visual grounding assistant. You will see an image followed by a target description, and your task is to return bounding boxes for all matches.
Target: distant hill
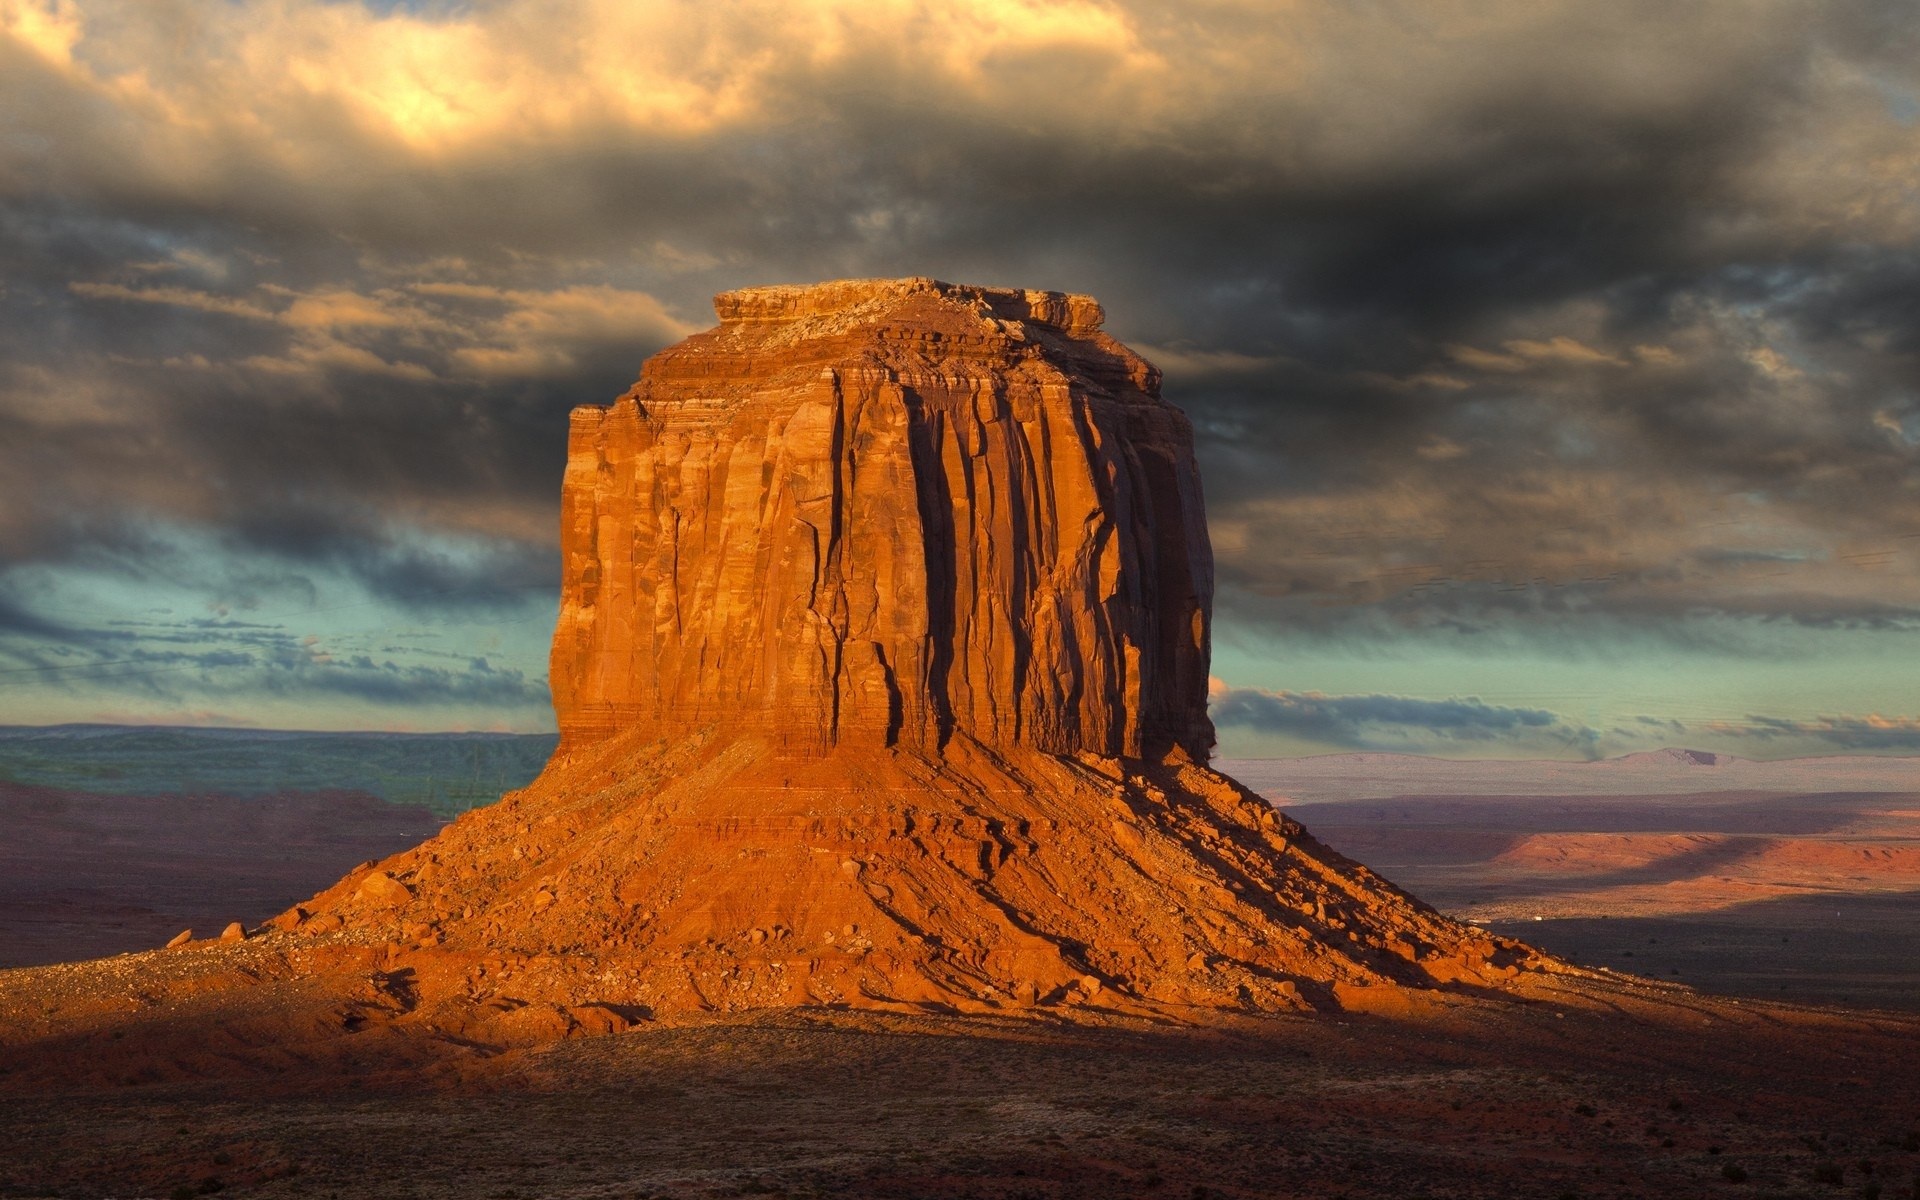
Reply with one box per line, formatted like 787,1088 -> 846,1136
1607,747 -> 1732,767
0,724 -> 558,816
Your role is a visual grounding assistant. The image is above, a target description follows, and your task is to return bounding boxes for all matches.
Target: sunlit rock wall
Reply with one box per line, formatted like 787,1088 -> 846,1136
551,278 -> 1214,761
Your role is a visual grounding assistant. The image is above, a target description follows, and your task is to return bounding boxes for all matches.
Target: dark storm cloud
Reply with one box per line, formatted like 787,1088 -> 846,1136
0,592 -> 80,642
0,202 -> 677,603
259,653 -> 546,709
1,0 -> 1917,659
216,506 -> 558,613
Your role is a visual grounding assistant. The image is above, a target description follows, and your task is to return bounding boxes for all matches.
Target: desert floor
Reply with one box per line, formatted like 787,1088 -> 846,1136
4,981 -> 1919,1200
5,764 -> 1919,1198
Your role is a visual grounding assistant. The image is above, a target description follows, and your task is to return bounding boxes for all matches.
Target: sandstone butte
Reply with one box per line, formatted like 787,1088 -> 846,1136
7,280 -> 1567,1068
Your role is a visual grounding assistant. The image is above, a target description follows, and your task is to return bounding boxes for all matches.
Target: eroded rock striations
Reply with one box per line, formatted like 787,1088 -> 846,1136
551,278 -> 1212,761
258,279 -> 1548,1036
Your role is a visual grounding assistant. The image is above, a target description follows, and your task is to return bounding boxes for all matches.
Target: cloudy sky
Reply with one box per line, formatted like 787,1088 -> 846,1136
3,0 -> 1917,758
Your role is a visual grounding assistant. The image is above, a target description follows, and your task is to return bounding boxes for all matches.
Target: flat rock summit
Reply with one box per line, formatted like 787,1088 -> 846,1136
3,280 -> 1560,1076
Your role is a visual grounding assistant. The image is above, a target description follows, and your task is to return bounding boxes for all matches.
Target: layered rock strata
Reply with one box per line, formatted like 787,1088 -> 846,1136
551,278 -> 1213,761
255,279 -> 1548,1033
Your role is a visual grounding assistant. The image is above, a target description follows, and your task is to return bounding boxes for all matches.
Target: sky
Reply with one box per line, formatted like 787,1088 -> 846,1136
1,0 -> 1917,758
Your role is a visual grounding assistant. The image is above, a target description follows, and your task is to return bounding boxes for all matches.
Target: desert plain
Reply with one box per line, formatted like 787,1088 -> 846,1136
4,744 -> 1919,1200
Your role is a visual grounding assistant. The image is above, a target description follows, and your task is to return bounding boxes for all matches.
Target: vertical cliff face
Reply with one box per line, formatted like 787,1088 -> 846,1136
550,278 -> 1215,761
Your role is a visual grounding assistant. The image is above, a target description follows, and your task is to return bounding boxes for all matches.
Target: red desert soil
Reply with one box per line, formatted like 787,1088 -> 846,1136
3,976 -> 1917,1200
5,282 -> 1916,1197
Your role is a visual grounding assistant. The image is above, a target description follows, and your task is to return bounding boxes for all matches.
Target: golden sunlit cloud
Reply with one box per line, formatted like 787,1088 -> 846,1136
1445,336 -> 1626,372
1,0 -> 80,66
3,0 -> 1175,164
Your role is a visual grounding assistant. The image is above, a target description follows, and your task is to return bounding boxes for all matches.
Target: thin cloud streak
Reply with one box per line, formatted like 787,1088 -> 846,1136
1209,686 -> 1600,757
1210,686 -> 1920,758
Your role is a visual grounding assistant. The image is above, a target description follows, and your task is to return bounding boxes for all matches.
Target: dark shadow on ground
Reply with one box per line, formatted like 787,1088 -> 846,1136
1484,889 -> 1920,1012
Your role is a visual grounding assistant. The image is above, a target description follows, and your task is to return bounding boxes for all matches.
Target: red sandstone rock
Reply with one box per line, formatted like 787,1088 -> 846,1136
257,279 -> 1547,1030
551,277 -> 1214,761
62,276 -> 1536,1050
0,282 -> 1571,1093
355,872 -> 411,908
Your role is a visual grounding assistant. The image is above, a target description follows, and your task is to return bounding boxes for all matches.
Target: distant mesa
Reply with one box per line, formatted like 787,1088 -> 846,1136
7,280 -> 1558,1067
256,276 -> 1549,1029
1619,748 -> 1730,767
